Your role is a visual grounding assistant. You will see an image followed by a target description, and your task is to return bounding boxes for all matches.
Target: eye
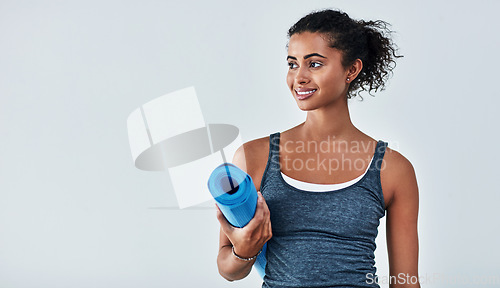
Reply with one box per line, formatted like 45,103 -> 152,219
288,62 -> 298,69
310,62 -> 322,68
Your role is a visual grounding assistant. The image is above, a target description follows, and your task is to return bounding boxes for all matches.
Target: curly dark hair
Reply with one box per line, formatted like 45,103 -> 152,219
287,9 -> 402,99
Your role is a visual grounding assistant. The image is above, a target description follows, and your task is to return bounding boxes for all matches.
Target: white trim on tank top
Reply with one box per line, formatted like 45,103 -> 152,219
280,155 -> 374,192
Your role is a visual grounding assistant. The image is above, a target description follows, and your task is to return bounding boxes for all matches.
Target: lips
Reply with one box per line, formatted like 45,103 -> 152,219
295,88 -> 317,100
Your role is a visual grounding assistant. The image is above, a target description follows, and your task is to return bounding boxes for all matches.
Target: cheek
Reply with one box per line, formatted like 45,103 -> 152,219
320,71 -> 345,89
286,73 -> 294,90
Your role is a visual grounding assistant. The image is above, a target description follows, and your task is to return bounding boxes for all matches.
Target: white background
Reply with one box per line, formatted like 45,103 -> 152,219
1,0 -> 499,287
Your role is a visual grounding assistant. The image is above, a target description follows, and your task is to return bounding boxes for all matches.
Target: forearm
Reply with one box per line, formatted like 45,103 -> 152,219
217,245 -> 256,281
388,275 -> 421,288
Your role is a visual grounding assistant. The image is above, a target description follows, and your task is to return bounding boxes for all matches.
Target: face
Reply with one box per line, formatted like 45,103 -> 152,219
286,32 -> 350,111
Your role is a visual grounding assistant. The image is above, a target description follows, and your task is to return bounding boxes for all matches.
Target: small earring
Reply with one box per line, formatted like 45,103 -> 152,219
346,78 -> 350,82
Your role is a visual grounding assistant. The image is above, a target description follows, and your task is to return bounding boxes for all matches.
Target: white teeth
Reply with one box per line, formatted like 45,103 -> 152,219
296,89 -> 316,95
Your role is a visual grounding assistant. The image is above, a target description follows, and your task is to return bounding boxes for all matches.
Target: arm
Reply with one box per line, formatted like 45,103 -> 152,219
216,144 -> 272,281
385,150 -> 420,288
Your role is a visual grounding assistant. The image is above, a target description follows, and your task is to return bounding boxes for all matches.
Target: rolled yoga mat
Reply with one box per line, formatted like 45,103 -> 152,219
208,163 -> 267,278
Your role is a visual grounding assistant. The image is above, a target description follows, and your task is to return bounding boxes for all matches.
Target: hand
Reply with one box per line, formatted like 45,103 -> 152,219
216,191 -> 272,259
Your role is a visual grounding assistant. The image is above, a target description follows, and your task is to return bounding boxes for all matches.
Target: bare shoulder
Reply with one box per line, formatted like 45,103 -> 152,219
232,135 -> 271,190
383,146 -> 416,175
382,146 -> 420,279
381,146 -> 418,208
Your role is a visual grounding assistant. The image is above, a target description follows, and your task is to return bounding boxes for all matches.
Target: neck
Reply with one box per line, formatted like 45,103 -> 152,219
299,97 -> 357,142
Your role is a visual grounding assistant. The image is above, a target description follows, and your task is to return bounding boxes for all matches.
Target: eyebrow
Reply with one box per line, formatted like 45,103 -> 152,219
287,53 -> 327,61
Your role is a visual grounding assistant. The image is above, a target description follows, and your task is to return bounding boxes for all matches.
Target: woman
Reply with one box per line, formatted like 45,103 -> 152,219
216,9 -> 420,288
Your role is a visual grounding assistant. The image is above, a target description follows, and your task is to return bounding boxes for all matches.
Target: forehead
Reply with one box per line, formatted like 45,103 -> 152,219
287,32 -> 334,55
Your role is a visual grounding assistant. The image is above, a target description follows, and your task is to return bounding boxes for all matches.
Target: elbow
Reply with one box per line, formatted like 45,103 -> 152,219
217,268 -> 241,282
217,265 -> 248,282
219,272 -> 235,282
216,257 -> 241,282
217,265 -> 234,282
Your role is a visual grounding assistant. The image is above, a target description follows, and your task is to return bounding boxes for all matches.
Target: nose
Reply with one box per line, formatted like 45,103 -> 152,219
295,66 -> 310,85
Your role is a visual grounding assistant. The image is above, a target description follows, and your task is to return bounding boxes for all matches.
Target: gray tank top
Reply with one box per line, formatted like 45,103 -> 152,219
260,132 -> 387,288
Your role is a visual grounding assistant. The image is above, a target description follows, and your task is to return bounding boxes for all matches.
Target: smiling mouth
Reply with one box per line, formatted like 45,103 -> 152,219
295,89 -> 317,100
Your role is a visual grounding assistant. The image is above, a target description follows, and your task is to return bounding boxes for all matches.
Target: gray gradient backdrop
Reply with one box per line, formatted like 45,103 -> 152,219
1,0 -> 499,287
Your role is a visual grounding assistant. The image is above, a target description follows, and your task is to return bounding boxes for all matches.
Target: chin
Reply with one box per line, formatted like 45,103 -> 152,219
296,102 -> 319,111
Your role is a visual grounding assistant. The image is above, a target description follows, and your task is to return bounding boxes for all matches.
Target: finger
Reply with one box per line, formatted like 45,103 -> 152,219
255,192 -> 271,219
258,191 -> 270,215
257,192 -> 272,240
264,210 -> 273,240
245,193 -> 267,230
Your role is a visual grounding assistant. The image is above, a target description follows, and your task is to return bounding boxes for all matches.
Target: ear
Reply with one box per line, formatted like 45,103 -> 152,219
346,59 -> 363,83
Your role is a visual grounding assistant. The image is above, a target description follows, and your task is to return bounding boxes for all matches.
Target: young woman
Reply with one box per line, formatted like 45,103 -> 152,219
216,9 -> 420,288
